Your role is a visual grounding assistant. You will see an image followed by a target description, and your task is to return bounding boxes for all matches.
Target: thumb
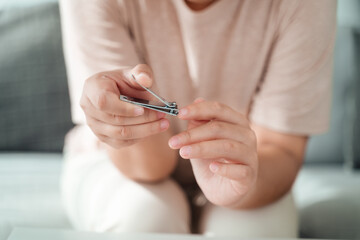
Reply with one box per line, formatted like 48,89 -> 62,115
129,64 -> 153,90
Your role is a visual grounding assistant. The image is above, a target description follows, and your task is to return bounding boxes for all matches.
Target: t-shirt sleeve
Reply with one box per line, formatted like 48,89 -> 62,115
59,0 -> 139,124
249,0 -> 337,135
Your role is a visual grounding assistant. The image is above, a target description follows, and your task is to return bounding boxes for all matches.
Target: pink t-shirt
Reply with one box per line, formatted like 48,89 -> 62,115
60,0 -> 336,143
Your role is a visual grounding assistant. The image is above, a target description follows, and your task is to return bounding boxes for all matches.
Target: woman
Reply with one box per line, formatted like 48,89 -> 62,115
59,0 -> 336,237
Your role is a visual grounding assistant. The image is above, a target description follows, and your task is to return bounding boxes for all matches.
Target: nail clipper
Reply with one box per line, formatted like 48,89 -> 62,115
119,74 -> 179,116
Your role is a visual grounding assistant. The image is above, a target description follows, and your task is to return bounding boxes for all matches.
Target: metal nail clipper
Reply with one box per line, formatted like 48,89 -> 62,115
119,74 -> 179,116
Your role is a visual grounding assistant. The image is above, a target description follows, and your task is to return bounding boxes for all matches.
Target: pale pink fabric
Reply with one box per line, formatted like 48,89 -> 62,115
60,147 -> 298,237
60,0 -> 337,136
59,1 -> 335,235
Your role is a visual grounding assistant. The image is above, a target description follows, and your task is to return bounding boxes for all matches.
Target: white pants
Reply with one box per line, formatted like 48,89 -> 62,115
61,150 -> 298,237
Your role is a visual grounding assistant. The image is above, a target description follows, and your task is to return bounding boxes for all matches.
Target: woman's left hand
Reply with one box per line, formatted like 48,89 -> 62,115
169,99 -> 258,207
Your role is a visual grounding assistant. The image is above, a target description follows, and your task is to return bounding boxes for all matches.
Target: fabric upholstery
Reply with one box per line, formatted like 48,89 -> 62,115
305,26 -> 359,165
352,29 -> 360,169
293,165 -> 360,239
0,2 -> 73,152
0,0 -> 57,9
0,153 -> 71,240
305,0 -> 360,167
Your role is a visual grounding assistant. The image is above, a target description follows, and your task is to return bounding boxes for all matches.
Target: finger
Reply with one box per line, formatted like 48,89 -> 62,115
179,139 -> 252,164
83,74 -> 145,116
85,88 -> 145,117
128,64 -> 154,89
96,109 -> 165,126
209,161 -> 253,182
86,115 -> 170,140
178,101 -> 248,126
95,69 -> 152,100
169,120 -> 255,149
95,133 -> 137,149
84,69 -> 153,115
98,65 -> 153,90
83,95 -> 166,125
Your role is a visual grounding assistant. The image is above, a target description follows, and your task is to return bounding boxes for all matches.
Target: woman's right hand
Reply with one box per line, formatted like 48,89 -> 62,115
80,64 -> 170,149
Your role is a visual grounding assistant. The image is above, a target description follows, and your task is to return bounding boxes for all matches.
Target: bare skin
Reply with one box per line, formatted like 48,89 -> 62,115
81,63 -> 307,208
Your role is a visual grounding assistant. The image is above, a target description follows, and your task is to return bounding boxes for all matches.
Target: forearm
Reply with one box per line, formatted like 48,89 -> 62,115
234,143 -> 303,209
106,130 -> 177,182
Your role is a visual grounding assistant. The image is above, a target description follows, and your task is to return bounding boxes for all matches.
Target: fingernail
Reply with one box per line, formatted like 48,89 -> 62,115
160,119 -> 169,130
134,107 -> 144,116
178,108 -> 188,118
134,72 -> 148,78
180,146 -> 191,158
135,73 -> 151,87
210,163 -> 219,173
169,137 -> 179,148
157,111 -> 166,118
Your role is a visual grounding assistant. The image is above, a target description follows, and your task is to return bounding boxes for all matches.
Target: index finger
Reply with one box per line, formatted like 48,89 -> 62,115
177,101 -> 248,126
89,91 -> 144,117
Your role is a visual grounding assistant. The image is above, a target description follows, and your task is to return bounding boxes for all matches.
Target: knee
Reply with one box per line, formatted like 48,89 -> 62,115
199,192 -> 298,238
61,151 -> 190,234
81,177 -> 190,234
113,179 -> 191,234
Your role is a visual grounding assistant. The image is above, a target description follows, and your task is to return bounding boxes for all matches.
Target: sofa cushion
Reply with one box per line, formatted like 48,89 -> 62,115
293,164 -> 360,239
305,0 -> 360,166
0,2 -> 73,152
0,0 -> 57,9
0,153 -> 71,240
352,29 -> 360,169
305,26 -> 359,164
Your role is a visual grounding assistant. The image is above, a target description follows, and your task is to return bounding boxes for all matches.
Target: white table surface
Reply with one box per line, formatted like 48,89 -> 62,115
7,227 -> 306,240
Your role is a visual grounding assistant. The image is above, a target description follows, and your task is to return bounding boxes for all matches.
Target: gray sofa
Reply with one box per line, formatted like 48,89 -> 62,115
0,0 -> 359,239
